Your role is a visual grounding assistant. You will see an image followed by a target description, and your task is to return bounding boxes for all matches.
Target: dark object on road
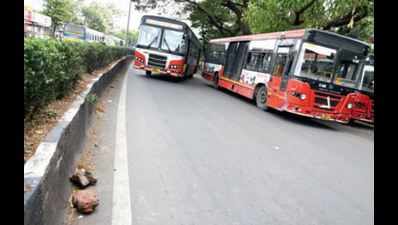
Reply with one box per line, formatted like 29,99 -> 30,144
72,189 -> 99,214
70,168 -> 97,188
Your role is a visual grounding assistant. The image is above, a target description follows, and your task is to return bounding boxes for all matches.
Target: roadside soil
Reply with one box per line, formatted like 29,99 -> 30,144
65,67 -> 125,225
24,58 -> 124,162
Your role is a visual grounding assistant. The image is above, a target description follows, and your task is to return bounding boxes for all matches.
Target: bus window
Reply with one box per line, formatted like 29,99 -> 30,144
361,68 -> 374,92
245,52 -> 272,74
245,52 -> 260,71
333,51 -> 364,88
161,29 -> 187,54
137,25 -> 161,48
205,44 -> 225,65
296,43 -> 336,82
272,53 -> 288,77
259,53 -> 272,73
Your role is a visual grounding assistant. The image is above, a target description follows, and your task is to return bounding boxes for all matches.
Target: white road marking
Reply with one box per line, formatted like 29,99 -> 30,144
112,73 -> 132,225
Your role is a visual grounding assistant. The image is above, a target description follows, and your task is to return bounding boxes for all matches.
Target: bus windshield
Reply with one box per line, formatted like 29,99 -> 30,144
296,42 -> 367,88
333,50 -> 364,88
360,65 -> 374,92
296,42 -> 336,82
161,29 -> 186,54
136,25 -> 161,48
136,24 -> 186,55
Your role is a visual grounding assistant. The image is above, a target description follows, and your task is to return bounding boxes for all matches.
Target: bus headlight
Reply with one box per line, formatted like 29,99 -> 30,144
300,94 -> 306,100
347,103 -> 353,109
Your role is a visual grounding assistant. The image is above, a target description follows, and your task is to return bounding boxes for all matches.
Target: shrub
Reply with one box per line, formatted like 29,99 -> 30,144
24,38 -> 131,118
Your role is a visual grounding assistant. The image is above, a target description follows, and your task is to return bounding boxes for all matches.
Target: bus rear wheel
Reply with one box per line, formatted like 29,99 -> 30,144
255,85 -> 268,111
145,71 -> 152,77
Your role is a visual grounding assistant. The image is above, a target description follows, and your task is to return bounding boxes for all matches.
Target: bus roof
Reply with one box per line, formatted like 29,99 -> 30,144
210,29 -> 370,48
210,29 -> 306,43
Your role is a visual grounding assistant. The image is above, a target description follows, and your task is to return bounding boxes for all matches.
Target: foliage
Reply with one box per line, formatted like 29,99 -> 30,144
132,0 -> 373,42
245,0 -> 373,41
81,2 -> 121,33
132,0 -> 252,44
113,30 -> 139,46
43,0 -> 75,35
86,94 -> 98,105
24,38 -> 130,118
187,0 -> 236,42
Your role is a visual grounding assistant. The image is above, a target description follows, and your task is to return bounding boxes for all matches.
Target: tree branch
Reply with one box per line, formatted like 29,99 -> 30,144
221,0 -> 251,34
176,0 -> 233,35
293,0 -> 318,25
323,6 -> 368,30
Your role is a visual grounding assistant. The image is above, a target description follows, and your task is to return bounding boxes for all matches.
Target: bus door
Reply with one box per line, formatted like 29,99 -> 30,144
223,41 -> 249,92
267,45 -> 295,109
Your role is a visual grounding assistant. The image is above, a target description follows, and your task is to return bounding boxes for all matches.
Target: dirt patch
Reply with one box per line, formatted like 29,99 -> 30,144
24,59 -> 123,162
65,89 -> 113,225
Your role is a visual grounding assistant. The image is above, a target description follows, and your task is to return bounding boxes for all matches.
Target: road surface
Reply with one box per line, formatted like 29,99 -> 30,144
70,67 -> 374,225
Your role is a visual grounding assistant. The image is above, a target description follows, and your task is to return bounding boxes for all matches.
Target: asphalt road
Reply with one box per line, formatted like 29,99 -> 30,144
71,67 -> 374,225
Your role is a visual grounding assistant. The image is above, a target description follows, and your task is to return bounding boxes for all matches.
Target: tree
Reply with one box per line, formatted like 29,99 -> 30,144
81,2 -> 121,33
245,0 -> 373,41
131,0 -> 373,42
43,0 -> 75,36
69,0 -> 84,25
132,0 -> 252,41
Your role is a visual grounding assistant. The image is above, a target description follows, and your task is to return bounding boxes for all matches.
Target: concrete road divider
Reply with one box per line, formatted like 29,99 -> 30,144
24,56 -> 133,225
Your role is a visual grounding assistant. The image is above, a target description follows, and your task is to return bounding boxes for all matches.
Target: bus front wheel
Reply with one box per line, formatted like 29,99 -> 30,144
213,73 -> 219,89
145,71 -> 152,77
255,85 -> 268,111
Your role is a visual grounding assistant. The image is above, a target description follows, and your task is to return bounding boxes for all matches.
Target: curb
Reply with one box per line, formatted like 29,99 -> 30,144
24,56 -> 133,225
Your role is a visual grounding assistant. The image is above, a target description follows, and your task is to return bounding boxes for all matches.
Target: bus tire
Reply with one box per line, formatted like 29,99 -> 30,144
213,73 -> 219,89
255,85 -> 268,111
145,71 -> 152,77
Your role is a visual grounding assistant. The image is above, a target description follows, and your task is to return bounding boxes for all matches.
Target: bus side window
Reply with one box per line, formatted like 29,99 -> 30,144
259,53 -> 272,73
272,54 -> 287,77
245,52 -> 257,71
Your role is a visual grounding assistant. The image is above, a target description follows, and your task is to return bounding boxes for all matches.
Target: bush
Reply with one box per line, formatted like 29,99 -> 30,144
24,38 -> 131,118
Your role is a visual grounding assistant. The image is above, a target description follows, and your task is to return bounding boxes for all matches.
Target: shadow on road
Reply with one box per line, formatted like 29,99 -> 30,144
137,73 -> 193,83
348,121 -> 374,130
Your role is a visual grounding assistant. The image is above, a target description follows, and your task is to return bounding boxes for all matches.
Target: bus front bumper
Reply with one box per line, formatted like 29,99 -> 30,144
284,104 -> 350,124
133,64 -> 183,77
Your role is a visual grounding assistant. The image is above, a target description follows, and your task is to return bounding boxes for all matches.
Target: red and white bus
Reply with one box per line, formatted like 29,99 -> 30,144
133,15 -> 201,79
207,29 -> 370,123
348,56 -> 374,124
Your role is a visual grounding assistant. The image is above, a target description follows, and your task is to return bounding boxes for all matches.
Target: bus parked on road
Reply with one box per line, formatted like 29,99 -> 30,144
208,29 -> 370,124
133,15 -> 201,79
348,55 -> 374,124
